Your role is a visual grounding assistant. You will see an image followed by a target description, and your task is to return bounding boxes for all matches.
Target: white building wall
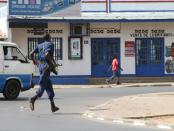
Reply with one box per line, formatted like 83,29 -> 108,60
82,3 -> 106,12
11,23 -> 91,76
10,22 -> 174,76
90,23 -> 121,38
121,23 -> 135,75
122,22 -> 174,75
82,0 -> 174,15
111,2 -> 174,12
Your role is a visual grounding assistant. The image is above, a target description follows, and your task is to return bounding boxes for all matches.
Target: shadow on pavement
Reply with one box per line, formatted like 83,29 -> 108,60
0,97 -> 63,101
53,112 -> 82,116
0,97 -> 29,101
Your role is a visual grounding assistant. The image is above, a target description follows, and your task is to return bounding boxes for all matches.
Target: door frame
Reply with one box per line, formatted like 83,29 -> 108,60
91,38 -> 120,77
135,37 -> 164,76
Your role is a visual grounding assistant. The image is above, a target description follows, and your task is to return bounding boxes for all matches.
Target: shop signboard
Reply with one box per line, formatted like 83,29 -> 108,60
125,41 -> 135,57
9,0 -> 80,16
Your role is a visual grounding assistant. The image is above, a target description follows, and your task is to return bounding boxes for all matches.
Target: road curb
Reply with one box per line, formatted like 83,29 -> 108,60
122,83 -> 173,87
32,82 -> 174,89
82,111 -> 174,130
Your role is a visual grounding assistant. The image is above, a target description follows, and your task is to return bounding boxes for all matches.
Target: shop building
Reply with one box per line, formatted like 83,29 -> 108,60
7,0 -> 174,84
0,0 -> 7,41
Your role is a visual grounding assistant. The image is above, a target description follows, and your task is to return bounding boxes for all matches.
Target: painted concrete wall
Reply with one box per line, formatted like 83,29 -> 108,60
122,22 -> 174,75
0,6 -> 7,39
111,2 -> 174,12
0,3 -> 6,8
11,23 -> 91,76
82,0 -> 174,13
11,22 -> 174,76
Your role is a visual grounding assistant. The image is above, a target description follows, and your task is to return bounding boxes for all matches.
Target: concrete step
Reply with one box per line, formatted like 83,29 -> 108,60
89,76 -> 174,84
33,76 -> 174,85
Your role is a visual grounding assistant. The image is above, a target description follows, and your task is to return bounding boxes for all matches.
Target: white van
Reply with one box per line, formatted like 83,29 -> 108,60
0,41 -> 35,100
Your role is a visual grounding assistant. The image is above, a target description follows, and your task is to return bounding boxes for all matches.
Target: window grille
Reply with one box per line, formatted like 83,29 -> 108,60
28,37 -> 62,60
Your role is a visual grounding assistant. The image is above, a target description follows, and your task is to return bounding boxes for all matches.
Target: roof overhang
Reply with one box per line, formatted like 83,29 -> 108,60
8,12 -> 174,23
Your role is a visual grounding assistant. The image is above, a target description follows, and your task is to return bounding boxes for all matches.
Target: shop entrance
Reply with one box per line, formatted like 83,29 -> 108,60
91,38 -> 120,77
136,38 -> 164,76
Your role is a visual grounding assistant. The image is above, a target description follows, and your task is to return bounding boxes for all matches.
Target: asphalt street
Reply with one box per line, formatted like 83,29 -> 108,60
0,86 -> 174,131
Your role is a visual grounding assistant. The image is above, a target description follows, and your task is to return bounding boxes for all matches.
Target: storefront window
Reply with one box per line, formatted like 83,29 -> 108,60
136,40 -> 148,65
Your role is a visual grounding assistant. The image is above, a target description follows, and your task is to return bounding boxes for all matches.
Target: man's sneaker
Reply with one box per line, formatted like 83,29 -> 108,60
29,98 -> 35,111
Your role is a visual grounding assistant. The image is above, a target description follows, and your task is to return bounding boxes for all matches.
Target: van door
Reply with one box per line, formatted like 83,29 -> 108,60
3,46 -> 34,75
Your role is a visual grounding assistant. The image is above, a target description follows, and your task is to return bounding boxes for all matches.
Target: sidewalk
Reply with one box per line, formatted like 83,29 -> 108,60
47,82 -> 174,89
79,82 -> 174,130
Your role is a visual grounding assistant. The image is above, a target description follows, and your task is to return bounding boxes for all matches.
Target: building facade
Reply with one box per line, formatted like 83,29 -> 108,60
7,0 -> 174,83
0,0 -> 7,40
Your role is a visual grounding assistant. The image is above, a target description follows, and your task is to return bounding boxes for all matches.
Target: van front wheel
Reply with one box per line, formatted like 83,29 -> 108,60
3,80 -> 20,100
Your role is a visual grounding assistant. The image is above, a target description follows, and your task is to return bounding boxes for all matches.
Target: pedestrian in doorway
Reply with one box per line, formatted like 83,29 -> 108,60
106,54 -> 122,85
29,34 -> 59,112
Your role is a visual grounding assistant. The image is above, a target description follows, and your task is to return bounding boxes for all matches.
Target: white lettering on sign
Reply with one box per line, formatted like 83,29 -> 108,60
130,29 -> 174,38
90,28 -> 120,34
27,29 -> 63,35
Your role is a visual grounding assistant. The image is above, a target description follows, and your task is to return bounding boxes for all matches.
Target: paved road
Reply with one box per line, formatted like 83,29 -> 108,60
0,86 -> 174,131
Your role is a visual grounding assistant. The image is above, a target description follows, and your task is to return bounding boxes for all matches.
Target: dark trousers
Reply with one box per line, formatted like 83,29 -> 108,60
108,70 -> 120,82
36,69 -> 55,101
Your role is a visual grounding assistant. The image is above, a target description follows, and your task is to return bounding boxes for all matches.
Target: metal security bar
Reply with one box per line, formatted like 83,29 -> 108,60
150,40 -> 162,64
52,37 -> 63,60
136,39 -> 148,65
28,37 -> 62,60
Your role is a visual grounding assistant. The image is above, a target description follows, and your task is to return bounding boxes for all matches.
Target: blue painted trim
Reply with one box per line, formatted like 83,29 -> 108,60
8,18 -> 174,23
110,10 -> 174,12
33,76 -> 90,85
34,75 -> 91,78
81,11 -> 107,12
164,74 -> 174,76
82,10 -> 174,12
32,74 -> 174,85
61,38 -> 63,60
109,0 -> 111,13
120,74 -> 174,77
